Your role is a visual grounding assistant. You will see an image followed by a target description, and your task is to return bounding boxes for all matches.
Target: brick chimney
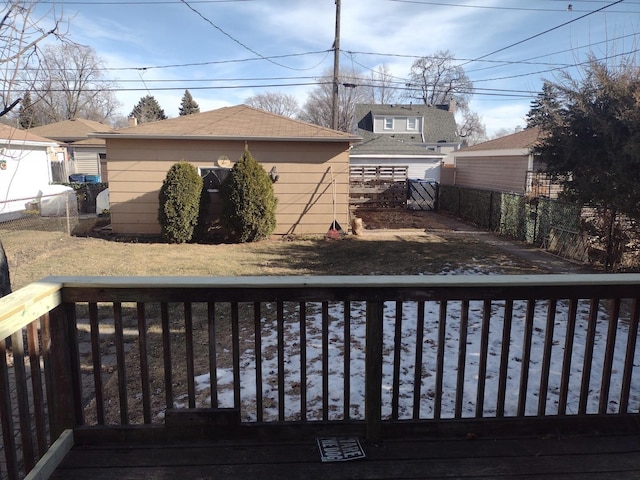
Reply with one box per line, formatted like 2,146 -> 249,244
128,117 -> 138,127
448,99 -> 456,114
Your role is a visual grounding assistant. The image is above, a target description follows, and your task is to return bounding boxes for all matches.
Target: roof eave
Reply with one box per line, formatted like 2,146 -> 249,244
94,133 -> 361,143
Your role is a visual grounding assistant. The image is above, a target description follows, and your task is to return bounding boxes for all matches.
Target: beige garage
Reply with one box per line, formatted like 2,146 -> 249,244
95,105 -> 360,237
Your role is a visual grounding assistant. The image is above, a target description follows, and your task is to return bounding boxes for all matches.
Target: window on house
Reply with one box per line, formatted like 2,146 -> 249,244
407,117 -> 418,130
199,167 -> 231,192
384,117 -> 394,130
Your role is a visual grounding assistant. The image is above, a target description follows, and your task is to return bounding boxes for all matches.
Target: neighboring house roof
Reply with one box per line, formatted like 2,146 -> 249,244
0,124 -> 58,147
355,103 -> 459,144
456,126 -> 540,153
351,135 -> 437,156
28,118 -> 115,144
93,105 -> 360,143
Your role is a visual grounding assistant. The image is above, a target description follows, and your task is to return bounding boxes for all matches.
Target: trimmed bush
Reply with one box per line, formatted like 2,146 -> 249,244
158,161 -> 203,243
221,148 -> 278,242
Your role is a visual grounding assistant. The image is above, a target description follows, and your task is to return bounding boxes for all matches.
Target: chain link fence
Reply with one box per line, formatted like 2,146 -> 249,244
0,191 -> 80,235
439,185 -> 640,271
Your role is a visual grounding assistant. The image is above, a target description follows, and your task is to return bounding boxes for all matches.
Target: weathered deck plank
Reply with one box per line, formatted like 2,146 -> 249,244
51,432 -> 640,479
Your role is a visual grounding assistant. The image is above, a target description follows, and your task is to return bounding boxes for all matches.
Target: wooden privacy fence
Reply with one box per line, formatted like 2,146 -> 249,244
349,165 -> 408,208
2,274 -> 640,478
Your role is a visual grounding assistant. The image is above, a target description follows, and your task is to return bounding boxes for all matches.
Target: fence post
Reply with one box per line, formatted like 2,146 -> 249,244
65,193 -> 71,236
365,300 -> 383,444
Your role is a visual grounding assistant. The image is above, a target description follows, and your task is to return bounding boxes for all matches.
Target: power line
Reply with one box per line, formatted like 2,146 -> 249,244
389,0 -> 636,12
179,0 -> 330,71
458,0 -> 626,67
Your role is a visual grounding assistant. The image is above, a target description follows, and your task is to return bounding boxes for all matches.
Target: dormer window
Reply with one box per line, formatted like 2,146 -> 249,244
407,117 -> 418,130
384,117 -> 394,130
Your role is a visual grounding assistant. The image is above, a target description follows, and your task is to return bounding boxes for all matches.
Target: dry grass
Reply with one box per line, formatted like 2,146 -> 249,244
3,210 -> 545,291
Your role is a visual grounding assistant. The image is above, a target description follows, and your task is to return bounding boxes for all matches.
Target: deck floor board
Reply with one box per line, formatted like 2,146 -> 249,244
50,432 -> 640,479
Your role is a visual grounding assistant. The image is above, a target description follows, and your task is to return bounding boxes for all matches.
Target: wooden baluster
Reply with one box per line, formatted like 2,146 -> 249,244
579,298 -> 599,415
184,302 -> 195,409
343,301 -> 351,421
321,301 -> 329,422
538,299 -> 557,416
412,301 -> 425,420
365,300 -> 384,444
620,298 -> 640,414
160,302 -> 172,411
600,298 -> 621,414
434,301 -> 447,420
517,299 -> 536,417
497,300 -> 513,417
26,320 -> 47,456
89,302 -> 104,424
455,300 -> 469,419
391,301 -> 403,421
113,302 -> 129,424
299,302 -> 307,421
137,303 -> 151,424
559,298 -> 578,415
476,300 -> 491,418
207,302 -> 217,408
254,302 -> 263,422
0,339 -> 18,480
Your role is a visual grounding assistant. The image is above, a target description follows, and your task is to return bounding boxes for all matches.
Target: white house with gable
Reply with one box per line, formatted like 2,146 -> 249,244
0,124 -> 67,221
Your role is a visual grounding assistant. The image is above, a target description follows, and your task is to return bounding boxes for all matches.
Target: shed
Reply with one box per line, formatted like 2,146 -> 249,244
94,105 -> 360,237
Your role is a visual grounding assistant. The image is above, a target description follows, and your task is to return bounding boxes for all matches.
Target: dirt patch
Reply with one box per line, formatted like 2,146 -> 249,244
352,208 -> 466,232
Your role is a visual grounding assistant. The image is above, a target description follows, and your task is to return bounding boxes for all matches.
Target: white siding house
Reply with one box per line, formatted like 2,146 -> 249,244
0,125 -> 62,221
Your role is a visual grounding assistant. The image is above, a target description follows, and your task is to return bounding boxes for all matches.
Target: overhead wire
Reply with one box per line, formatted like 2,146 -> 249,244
178,0 -> 331,71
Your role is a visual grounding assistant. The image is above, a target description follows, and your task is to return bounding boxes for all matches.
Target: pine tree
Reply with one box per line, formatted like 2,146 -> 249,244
179,90 -> 200,116
130,95 -> 168,124
526,82 -> 559,129
18,91 -> 38,129
158,161 -> 203,243
221,147 -> 277,243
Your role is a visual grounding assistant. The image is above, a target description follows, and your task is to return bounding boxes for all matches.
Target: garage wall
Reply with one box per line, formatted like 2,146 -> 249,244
106,138 -> 351,236
453,155 -> 529,194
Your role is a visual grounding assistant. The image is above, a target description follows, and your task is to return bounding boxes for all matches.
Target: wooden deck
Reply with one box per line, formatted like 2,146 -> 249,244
51,424 -> 640,479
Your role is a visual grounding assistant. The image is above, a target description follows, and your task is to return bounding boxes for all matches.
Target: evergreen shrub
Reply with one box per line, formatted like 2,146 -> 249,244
221,148 -> 277,242
158,161 -> 203,243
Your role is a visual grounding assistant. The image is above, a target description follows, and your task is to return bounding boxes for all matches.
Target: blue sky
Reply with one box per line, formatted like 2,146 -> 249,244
46,0 -> 640,135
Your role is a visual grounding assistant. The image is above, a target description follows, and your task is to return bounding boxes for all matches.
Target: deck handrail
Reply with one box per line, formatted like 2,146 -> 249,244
1,274 -> 640,479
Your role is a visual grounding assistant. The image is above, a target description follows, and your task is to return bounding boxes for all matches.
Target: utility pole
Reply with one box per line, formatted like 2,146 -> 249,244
331,0 -> 341,130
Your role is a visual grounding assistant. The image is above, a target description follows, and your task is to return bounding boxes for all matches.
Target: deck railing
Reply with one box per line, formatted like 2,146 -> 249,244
1,274 -> 640,479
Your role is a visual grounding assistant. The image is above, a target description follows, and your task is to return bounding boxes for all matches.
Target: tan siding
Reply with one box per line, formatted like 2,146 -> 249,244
106,138 -> 351,236
454,155 -> 529,193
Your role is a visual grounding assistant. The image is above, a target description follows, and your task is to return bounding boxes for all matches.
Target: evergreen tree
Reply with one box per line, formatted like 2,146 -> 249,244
221,147 -> 277,243
532,57 -> 640,219
158,161 -> 203,243
179,90 -> 200,116
526,82 -> 560,129
130,95 -> 167,124
18,91 -> 38,129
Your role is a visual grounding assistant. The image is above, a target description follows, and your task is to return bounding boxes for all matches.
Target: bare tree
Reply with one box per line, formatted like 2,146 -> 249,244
366,64 -> 400,104
0,1 -> 66,297
299,69 -> 369,133
405,50 -> 473,108
245,91 -> 299,118
27,43 -> 120,123
458,107 -> 487,146
0,1 -> 66,118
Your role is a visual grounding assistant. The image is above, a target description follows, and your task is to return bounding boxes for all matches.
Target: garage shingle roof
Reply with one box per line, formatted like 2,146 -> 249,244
457,127 -> 540,152
96,105 -> 360,142
28,118 -> 114,143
